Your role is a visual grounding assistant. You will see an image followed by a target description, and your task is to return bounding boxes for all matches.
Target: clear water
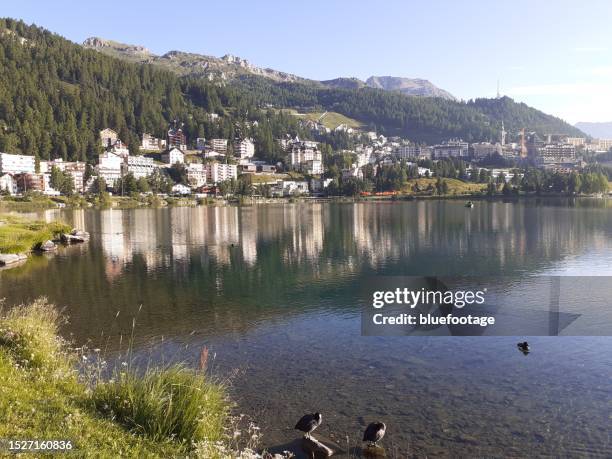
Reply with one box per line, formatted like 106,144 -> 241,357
1,200 -> 611,457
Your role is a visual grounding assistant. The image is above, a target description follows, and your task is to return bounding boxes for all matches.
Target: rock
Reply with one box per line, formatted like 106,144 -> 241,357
0,253 -> 27,266
38,240 -> 57,252
70,228 -> 90,239
454,433 -> 479,445
363,444 -> 387,458
61,229 -> 90,244
301,437 -> 333,458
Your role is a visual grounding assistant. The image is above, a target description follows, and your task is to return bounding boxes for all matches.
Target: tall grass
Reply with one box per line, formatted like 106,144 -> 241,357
92,365 -> 228,444
0,298 -> 71,372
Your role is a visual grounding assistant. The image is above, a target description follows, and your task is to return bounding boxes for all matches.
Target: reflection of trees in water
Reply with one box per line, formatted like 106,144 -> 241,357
2,200 -> 611,345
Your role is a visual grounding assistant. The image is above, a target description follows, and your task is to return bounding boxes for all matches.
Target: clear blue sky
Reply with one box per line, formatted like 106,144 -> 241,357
3,0 -> 612,123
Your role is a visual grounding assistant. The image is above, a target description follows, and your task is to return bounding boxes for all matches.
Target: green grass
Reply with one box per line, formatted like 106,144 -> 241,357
0,193 -> 58,211
92,366 -> 228,444
0,216 -> 71,253
280,108 -> 362,130
249,174 -> 286,184
0,299 -> 242,458
402,178 -> 487,196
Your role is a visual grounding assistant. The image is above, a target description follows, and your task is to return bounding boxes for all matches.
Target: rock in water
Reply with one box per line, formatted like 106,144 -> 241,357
39,240 -> 57,251
301,437 -> 338,457
70,229 -> 90,240
0,253 -> 27,267
61,230 -> 90,244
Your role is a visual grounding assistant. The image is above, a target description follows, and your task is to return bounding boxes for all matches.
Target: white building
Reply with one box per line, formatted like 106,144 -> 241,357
396,145 -> 432,161
303,159 -> 323,175
97,151 -> 123,186
40,159 -> 87,192
110,141 -> 130,158
206,163 -> 237,184
0,174 -> 17,195
290,145 -> 322,170
234,138 -> 255,159
141,133 -> 166,151
270,180 -> 309,196
433,140 -> 470,159
162,148 -> 185,165
125,155 -> 157,179
537,143 -> 576,163
172,183 -> 192,195
277,180 -> 309,196
100,128 -> 118,149
0,152 -> 36,175
186,163 -> 207,187
210,139 -> 228,153
565,137 -> 586,147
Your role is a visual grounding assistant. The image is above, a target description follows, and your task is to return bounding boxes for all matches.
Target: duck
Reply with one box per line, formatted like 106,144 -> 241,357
517,341 -> 530,355
295,412 -> 322,439
363,421 -> 386,447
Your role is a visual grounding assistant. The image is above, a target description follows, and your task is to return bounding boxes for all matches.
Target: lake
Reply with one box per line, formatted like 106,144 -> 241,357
1,200 -> 611,457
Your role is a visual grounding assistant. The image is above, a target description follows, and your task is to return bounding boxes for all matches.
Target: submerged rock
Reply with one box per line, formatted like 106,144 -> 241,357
0,253 -> 27,266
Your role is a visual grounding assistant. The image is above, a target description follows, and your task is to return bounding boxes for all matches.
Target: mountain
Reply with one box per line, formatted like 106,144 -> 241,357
0,18 -> 585,161
574,122 -> 612,139
232,75 -> 585,143
365,76 -> 456,100
83,36 -> 457,101
83,36 -> 308,83
320,77 -> 366,90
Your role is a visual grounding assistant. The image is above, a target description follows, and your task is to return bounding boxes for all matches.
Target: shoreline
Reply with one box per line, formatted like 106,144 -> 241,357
2,191 -> 610,212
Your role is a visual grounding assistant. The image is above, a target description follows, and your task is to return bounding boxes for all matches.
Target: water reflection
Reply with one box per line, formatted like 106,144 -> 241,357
1,200 -> 611,457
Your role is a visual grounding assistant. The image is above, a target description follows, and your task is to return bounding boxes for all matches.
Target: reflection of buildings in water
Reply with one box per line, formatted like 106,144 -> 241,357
207,206 -> 240,265
100,209 -> 131,280
281,204 -> 324,264
70,209 -> 86,234
240,207 -> 257,266
131,210 -> 168,272
90,201 -> 612,282
170,208 -> 189,262
352,203 -> 399,267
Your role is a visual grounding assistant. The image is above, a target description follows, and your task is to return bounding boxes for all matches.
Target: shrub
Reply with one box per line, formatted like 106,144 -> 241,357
92,364 -> 228,444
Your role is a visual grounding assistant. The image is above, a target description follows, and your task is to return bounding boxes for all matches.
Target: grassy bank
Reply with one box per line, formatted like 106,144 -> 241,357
401,177 -> 487,196
0,300 -> 252,458
0,216 -> 71,253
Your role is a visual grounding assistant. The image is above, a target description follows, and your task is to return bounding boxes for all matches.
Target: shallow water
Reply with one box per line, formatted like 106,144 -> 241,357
1,200 -> 611,457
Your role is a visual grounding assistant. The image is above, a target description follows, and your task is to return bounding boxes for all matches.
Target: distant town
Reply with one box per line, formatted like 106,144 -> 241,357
0,117 -> 610,201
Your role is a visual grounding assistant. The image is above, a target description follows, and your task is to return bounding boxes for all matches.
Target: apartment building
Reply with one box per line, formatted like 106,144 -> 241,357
205,163 -> 237,183
0,152 -> 36,175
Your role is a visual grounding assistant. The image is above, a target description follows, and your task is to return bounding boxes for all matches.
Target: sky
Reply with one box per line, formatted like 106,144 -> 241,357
3,0 -> 612,124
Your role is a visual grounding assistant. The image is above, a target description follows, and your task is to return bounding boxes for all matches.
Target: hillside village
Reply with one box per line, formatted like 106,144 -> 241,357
0,115 -> 610,200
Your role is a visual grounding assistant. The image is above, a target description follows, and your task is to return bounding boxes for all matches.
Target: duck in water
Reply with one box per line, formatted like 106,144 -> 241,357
517,341 -> 530,355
